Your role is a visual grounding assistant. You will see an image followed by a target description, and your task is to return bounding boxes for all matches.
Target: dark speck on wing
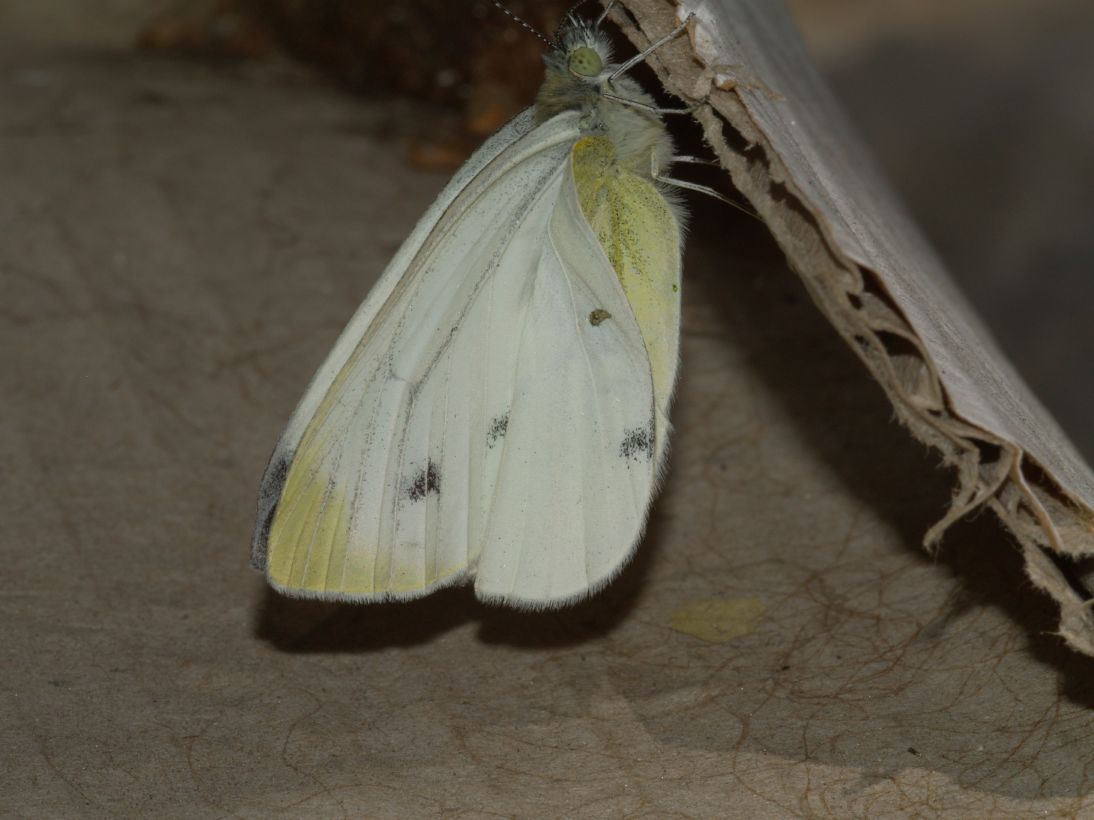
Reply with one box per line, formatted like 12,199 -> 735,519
619,423 -> 654,462
487,413 -> 509,448
405,460 -> 441,501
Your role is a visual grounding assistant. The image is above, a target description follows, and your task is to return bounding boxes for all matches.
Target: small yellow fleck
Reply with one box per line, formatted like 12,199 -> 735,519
669,597 -> 765,643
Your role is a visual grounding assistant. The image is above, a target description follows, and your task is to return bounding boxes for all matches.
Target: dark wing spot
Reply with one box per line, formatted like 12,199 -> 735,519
254,505 -> 276,566
268,456 -> 289,490
487,413 -> 510,448
252,453 -> 290,569
405,460 -> 442,502
588,308 -> 611,326
619,423 -> 655,462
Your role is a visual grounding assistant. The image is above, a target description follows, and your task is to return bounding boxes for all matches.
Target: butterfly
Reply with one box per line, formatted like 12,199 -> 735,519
252,1 -> 726,607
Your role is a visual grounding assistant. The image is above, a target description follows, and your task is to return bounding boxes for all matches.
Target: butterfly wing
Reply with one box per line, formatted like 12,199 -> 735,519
475,136 -> 686,604
472,153 -> 664,605
253,109 -> 574,598
253,108 -> 541,565
253,110 -> 667,606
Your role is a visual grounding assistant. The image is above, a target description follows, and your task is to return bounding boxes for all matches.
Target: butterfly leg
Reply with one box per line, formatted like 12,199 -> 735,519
671,155 -> 722,166
653,150 -> 758,219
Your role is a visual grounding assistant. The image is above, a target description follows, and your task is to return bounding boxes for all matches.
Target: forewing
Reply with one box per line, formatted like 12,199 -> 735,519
253,111 -> 583,600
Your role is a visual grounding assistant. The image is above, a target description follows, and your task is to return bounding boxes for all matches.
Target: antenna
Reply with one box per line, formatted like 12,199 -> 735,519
561,1 -> 591,23
492,1 -> 553,48
554,1 -> 593,48
595,0 -> 616,27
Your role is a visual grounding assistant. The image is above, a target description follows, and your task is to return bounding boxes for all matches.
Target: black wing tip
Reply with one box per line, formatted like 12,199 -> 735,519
251,450 -> 291,571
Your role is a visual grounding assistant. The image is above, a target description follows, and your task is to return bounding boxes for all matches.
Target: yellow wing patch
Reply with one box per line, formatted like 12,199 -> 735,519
265,385 -> 468,598
266,449 -> 466,597
267,456 -> 467,595
571,135 -> 682,412
266,456 -> 351,592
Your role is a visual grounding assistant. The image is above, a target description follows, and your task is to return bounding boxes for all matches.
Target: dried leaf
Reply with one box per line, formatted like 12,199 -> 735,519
613,0 -> 1094,653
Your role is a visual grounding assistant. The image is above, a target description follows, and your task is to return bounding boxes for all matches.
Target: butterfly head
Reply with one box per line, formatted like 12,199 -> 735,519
532,10 -> 624,124
553,17 -> 613,84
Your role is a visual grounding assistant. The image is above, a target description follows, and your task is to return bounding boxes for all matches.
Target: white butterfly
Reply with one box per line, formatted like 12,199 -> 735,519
252,2 -> 720,607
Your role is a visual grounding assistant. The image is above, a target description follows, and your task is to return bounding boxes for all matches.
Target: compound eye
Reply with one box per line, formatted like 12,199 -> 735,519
568,46 -> 603,78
